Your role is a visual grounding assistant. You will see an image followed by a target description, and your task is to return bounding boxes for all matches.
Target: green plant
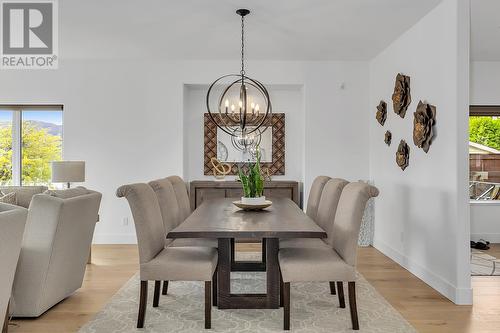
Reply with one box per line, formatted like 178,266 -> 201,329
237,149 -> 264,198
469,116 -> 500,150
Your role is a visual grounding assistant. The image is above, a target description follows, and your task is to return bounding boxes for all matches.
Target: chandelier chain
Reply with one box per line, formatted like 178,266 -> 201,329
240,14 -> 245,76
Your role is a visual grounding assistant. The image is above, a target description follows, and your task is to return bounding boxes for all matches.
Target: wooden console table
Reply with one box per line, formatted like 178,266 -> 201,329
189,180 -> 300,211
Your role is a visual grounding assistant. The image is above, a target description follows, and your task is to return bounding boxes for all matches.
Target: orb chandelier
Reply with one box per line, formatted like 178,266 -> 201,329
206,9 -> 272,149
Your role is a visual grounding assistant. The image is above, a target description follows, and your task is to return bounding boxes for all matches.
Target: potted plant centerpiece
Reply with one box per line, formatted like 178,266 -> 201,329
237,149 -> 266,205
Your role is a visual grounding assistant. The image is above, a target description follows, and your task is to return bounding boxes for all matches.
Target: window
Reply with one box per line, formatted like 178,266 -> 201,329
0,105 -> 63,186
469,106 -> 500,201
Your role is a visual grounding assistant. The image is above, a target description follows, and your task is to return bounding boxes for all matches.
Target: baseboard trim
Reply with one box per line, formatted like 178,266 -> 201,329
471,233 -> 500,243
92,233 -> 137,244
372,237 -> 472,305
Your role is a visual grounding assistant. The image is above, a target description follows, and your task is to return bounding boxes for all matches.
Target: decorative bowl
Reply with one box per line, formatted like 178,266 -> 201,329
233,200 -> 272,211
241,196 -> 266,205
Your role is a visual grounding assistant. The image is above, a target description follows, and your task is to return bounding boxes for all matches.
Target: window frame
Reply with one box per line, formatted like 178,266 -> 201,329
469,105 -> 500,201
0,104 -> 64,186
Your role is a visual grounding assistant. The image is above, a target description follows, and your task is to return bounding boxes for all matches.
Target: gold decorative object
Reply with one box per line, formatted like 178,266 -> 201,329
392,73 -> 411,118
413,101 -> 436,153
384,131 -> 392,146
210,157 -> 232,180
376,100 -> 387,126
396,140 -> 410,171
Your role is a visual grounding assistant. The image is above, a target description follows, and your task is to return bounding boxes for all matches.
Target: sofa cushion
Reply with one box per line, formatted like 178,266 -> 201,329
44,186 -> 89,199
0,186 -> 48,208
0,192 -> 17,205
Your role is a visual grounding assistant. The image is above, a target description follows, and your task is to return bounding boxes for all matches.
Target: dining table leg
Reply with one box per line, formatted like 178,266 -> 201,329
217,237 -> 280,309
217,238 -> 231,308
265,238 -> 280,308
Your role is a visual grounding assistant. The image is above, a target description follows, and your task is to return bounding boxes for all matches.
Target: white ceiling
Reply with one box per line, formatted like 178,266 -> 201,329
60,0 -> 443,61
471,0 -> 500,61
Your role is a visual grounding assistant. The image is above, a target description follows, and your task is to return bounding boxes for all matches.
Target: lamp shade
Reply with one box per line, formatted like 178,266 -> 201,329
51,161 -> 85,183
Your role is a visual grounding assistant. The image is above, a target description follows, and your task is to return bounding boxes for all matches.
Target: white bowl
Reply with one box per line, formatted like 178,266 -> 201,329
241,196 -> 266,205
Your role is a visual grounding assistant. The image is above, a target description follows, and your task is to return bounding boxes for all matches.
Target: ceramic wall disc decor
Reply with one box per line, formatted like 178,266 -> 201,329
376,100 -> 387,126
413,101 -> 436,153
392,73 -> 411,118
384,131 -> 392,146
396,140 -> 410,171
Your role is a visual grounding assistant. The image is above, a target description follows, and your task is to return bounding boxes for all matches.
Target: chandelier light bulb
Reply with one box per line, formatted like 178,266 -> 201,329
225,99 -> 229,107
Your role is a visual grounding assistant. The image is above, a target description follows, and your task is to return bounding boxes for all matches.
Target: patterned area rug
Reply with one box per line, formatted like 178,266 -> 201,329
79,253 -> 415,333
471,249 -> 500,276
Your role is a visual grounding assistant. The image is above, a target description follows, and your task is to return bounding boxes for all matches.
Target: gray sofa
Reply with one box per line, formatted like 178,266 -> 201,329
0,203 -> 28,331
9,187 -> 102,317
0,186 -> 48,208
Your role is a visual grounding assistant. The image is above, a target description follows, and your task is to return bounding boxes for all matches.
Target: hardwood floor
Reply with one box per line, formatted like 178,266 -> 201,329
7,243 -> 500,333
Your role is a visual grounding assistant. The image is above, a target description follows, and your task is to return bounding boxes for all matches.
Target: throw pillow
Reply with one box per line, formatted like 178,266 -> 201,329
0,191 -> 17,205
44,186 -> 89,199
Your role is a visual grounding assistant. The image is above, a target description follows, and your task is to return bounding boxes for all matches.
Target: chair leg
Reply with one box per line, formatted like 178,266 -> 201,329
205,281 -> 212,329
162,280 -> 169,295
348,281 -> 359,330
212,267 -> 218,307
329,281 -> 336,295
137,281 -> 148,328
153,281 -> 161,307
336,281 -> 345,308
283,282 -> 290,330
279,270 -> 284,307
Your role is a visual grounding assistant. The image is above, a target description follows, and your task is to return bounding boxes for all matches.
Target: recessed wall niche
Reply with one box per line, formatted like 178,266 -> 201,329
183,84 -> 304,181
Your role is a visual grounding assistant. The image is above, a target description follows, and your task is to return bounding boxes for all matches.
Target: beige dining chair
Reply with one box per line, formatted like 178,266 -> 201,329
306,176 -> 331,221
167,176 -> 192,220
148,177 -> 217,296
117,183 -> 218,329
0,204 -> 27,333
279,178 -> 348,297
280,178 -> 348,249
279,182 -> 379,330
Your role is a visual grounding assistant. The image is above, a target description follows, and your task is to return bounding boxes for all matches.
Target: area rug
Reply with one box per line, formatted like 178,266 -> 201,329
471,249 -> 500,276
79,253 -> 415,333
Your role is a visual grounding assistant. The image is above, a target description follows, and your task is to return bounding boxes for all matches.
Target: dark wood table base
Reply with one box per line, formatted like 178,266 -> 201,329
230,238 -> 267,272
217,238 -> 280,309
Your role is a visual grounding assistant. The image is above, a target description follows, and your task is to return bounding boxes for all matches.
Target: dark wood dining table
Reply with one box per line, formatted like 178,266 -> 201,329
167,197 -> 326,309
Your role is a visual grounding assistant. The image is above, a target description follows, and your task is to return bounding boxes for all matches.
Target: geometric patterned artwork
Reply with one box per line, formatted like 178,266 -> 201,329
204,113 -> 285,176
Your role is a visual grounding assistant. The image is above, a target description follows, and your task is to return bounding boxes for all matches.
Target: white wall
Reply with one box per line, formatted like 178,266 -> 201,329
471,202 -> 500,242
471,61 -> 500,105
0,59 -> 369,242
183,84 -> 305,182
368,0 -> 471,304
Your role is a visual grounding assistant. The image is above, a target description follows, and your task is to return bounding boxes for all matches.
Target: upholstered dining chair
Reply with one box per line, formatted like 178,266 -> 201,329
117,183 -> 218,329
279,182 -> 379,330
280,178 -> 348,249
148,177 -> 217,296
279,178 -> 348,297
167,176 -> 191,220
0,204 -> 27,333
306,176 -> 331,221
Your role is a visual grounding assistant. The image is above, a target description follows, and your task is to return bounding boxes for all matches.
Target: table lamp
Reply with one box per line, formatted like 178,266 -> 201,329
51,161 -> 85,188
